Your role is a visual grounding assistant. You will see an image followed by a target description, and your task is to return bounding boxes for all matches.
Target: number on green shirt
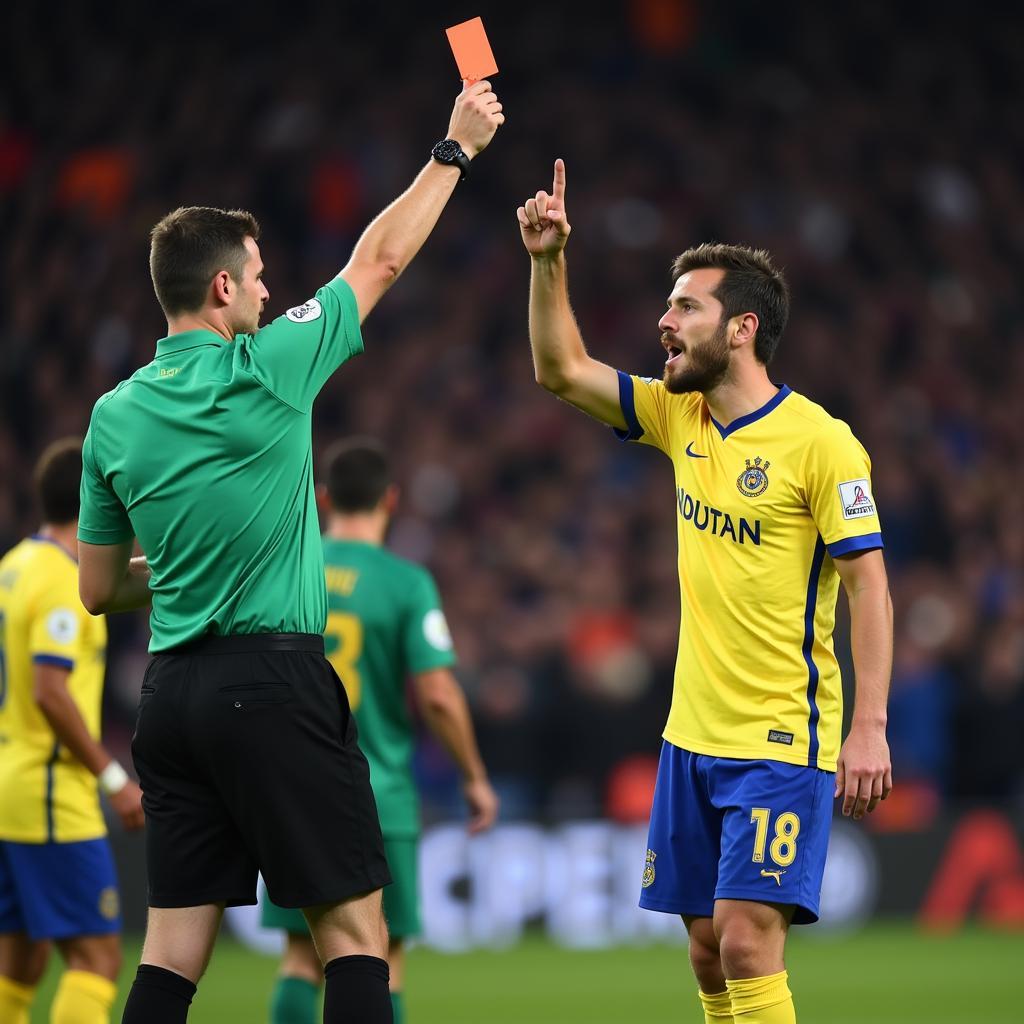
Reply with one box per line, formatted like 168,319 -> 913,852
325,610 -> 364,710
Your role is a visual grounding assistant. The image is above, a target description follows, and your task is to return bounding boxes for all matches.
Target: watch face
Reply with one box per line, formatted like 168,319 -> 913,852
433,139 -> 460,163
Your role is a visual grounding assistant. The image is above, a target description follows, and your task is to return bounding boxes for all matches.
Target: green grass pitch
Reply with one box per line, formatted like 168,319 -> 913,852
30,924 -> 1023,1022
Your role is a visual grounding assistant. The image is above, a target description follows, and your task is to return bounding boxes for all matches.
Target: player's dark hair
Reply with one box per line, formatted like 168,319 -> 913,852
33,437 -> 83,525
149,206 -> 261,316
324,439 -> 392,513
671,243 -> 790,365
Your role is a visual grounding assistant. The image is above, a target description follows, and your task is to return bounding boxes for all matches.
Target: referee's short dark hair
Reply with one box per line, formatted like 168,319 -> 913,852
149,206 -> 261,316
323,439 -> 391,513
33,438 -> 82,525
672,243 -> 790,365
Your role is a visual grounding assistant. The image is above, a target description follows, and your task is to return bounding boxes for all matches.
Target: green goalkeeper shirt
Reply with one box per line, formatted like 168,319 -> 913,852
77,278 -> 363,652
322,538 -> 457,838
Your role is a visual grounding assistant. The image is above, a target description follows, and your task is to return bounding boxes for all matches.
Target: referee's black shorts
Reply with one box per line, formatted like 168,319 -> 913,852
131,633 -> 391,909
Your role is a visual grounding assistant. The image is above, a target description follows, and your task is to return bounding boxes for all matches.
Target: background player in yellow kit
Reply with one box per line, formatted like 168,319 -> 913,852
517,161 -> 893,1024
0,439 -> 145,1024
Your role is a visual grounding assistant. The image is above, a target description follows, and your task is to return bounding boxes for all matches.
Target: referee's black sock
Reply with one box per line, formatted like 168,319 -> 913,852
323,955 -> 392,1023
121,964 -> 197,1023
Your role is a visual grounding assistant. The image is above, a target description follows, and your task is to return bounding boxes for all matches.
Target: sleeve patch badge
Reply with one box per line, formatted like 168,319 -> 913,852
46,608 -> 79,645
423,609 -> 454,652
838,478 -> 877,520
285,298 -> 323,323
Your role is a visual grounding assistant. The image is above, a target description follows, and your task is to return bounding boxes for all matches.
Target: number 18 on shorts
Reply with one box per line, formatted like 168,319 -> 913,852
639,742 -> 834,924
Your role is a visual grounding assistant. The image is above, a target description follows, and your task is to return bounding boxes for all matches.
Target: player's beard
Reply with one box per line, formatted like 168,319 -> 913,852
663,318 -> 731,395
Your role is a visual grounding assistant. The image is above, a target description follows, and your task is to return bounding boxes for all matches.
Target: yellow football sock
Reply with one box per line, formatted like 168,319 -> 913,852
0,974 -> 36,1024
726,971 -> 796,1023
50,969 -> 117,1024
699,986 -> 735,1021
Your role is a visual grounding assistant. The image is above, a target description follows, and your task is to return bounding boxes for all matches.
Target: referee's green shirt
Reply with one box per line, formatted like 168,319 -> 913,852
78,278 -> 363,652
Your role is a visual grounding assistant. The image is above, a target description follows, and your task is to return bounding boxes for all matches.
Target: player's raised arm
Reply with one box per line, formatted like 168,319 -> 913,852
517,159 -> 625,429
340,81 -> 504,323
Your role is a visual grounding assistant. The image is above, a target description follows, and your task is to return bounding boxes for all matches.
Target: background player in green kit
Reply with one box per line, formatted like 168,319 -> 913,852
262,440 -> 499,1024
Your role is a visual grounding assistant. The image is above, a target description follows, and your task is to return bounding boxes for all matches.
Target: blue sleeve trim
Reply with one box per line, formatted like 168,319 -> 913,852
33,654 -> 74,671
828,533 -> 884,558
612,370 -> 645,442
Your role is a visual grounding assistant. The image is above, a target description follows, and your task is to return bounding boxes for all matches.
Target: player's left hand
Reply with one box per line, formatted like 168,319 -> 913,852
835,725 -> 892,820
110,780 -> 146,831
463,776 -> 499,834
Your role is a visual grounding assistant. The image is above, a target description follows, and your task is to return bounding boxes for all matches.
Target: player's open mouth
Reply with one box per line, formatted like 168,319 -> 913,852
666,345 -> 683,365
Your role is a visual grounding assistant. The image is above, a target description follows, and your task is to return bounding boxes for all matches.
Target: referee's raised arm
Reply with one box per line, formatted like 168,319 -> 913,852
340,81 -> 504,323
77,76 -> 505,1024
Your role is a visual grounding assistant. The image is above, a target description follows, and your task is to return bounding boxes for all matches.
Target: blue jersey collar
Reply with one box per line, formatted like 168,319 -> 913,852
710,385 -> 792,440
30,532 -> 78,564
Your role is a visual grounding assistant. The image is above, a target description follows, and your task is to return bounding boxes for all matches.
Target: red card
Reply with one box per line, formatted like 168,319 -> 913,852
445,17 -> 499,83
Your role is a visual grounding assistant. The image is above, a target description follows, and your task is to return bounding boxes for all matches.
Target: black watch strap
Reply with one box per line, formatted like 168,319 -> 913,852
431,139 -> 471,181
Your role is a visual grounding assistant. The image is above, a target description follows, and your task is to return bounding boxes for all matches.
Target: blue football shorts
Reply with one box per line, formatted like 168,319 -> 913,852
639,741 -> 834,924
0,838 -> 121,940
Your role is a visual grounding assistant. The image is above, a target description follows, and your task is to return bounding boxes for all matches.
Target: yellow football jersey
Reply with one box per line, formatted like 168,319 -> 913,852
0,536 -> 108,842
617,375 -> 883,771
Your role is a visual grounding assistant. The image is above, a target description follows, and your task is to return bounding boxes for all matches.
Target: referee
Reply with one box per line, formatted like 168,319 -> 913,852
76,82 -> 504,1024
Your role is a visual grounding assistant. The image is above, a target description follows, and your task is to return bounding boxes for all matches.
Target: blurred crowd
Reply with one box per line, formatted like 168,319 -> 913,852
2,1 -> 1022,824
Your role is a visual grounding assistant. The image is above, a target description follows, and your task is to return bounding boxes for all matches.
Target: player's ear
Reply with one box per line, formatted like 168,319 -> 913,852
732,312 -> 759,348
212,270 -> 232,306
382,484 -> 400,518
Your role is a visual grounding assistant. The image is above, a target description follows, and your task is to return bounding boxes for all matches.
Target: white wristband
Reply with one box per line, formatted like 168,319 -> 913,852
98,760 -> 129,795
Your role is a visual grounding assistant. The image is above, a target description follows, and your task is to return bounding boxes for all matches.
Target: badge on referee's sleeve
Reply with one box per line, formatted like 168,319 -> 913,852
285,298 -> 323,323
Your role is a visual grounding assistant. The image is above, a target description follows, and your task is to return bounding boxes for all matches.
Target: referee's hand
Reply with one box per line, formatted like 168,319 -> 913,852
110,780 -> 146,831
446,80 -> 505,159
463,777 -> 499,834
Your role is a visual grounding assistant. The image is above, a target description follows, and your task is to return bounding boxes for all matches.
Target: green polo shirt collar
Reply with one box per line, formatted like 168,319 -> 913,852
155,330 -> 231,356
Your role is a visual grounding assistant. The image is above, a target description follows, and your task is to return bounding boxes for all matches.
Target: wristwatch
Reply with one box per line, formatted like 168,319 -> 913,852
431,139 -> 471,181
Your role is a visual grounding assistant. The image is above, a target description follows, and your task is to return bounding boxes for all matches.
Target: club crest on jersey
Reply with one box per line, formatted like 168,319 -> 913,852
642,848 -> 657,888
737,457 -> 770,498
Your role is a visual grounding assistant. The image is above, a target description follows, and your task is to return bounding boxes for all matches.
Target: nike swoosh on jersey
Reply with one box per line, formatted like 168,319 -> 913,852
685,442 -> 709,459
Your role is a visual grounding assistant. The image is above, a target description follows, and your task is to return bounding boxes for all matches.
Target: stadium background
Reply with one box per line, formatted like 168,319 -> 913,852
3,0 -> 1022,1019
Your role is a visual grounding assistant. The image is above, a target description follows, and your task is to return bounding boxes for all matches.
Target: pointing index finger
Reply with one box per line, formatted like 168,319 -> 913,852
553,158 -> 567,202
